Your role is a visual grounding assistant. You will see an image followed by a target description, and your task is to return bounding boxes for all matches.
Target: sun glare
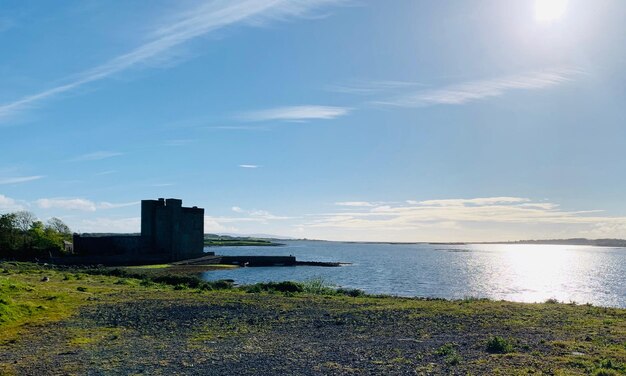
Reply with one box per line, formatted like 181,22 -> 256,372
534,0 -> 568,22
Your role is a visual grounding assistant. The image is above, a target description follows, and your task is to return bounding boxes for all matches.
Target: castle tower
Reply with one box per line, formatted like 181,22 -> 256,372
141,198 -> 204,261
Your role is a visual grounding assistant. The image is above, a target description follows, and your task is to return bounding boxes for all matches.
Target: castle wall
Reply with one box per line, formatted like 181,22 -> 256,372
73,234 -> 141,257
73,198 -> 205,264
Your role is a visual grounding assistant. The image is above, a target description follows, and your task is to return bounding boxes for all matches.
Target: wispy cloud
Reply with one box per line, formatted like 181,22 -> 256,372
0,194 -> 25,211
93,170 -> 117,176
70,151 -> 124,162
75,217 -> 141,233
374,68 -> 581,107
407,197 -> 530,207
163,139 -> 194,146
36,198 -> 137,212
335,201 -> 375,207
327,79 -> 425,95
206,125 -> 271,131
303,196 -> 626,241
212,206 -> 293,223
0,175 -> 44,185
0,0 -> 344,121
239,105 -> 350,122
239,164 -> 260,169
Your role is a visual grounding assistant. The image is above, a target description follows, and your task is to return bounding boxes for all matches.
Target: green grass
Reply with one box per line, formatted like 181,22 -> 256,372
125,264 -> 171,270
0,261 -> 625,375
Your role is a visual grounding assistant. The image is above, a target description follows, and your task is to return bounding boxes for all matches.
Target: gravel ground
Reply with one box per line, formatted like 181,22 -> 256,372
1,291 -> 625,375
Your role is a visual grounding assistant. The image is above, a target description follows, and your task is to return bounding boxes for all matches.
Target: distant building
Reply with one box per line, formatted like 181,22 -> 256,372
63,240 -> 73,253
72,198 -> 206,264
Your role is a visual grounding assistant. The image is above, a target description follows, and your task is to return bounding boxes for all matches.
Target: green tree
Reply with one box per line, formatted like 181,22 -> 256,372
0,213 -> 18,255
28,221 -> 64,255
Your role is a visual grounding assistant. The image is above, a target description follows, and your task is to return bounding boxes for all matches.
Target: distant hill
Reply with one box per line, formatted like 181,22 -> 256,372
485,238 -> 626,247
208,233 -> 295,240
203,234 -> 284,247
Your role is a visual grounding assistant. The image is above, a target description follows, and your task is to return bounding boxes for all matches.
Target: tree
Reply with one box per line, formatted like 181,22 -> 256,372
46,217 -> 71,237
29,221 -> 63,254
0,213 -> 17,254
14,211 -> 35,233
14,211 -> 36,249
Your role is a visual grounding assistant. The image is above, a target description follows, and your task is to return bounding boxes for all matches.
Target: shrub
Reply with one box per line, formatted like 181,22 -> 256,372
301,278 -> 335,295
207,280 -> 234,290
486,336 -> 514,354
244,281 -> 303,294
337,288 -> 365,297
435,343 -> 462,365
435,343 -> 456,356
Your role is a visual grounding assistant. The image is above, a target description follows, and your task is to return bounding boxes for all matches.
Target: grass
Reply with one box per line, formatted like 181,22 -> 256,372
0,261 -> 625,375
125,264 -> 171,270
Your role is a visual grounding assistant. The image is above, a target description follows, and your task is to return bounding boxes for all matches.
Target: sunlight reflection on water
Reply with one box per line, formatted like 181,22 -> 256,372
201,241 -> 626,307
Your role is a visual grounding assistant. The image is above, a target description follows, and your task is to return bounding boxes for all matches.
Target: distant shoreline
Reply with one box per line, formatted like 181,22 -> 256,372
469,238 -> 626,248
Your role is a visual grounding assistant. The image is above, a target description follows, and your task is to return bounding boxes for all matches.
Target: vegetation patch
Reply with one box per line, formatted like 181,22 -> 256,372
486,336 -> 515,354
203,234 -> 283,247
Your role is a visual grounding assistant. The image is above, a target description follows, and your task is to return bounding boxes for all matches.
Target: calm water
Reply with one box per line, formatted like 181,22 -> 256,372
201,241 -> 626,308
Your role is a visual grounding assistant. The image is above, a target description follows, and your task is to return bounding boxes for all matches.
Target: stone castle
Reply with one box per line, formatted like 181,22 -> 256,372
72,198 -> 205,264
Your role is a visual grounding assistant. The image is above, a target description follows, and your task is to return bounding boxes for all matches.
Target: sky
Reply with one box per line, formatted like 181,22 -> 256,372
1,0 -> 626,242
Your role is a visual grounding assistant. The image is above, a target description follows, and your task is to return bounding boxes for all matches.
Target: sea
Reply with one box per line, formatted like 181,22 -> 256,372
200,241 -> 626,308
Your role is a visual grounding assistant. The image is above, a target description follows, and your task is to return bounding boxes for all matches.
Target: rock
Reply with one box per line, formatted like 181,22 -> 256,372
41,276 -> 50,282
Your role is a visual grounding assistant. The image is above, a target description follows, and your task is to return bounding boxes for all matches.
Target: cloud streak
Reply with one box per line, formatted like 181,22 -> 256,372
240,105 -> 350,122
0,0 -> 343,120
36,198 -> 138,212
327,79 -> 425,95
374,68 -> 580,107
335,201 -> 375,207
0,175 -> 44,185
239,164 -> 260,169
70,151 -> 124,162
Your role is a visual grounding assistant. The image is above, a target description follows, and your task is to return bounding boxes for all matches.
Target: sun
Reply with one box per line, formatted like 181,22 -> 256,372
534,0 -> 568,22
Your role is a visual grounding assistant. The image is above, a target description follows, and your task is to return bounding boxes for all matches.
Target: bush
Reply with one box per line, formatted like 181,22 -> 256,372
244,281 -> 304,294
206,280 -> 234,290
486,336 -> 514,354
301,278 -> 335,295
337,288 -> 365,297
435,343 -> 456,356
435,343 -> 462,365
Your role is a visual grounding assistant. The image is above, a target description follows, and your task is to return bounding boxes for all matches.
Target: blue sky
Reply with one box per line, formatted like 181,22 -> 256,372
1,0 -> 625,241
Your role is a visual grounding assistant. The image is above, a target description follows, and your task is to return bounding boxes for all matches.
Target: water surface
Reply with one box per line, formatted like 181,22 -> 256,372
201,241 -> 626,308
